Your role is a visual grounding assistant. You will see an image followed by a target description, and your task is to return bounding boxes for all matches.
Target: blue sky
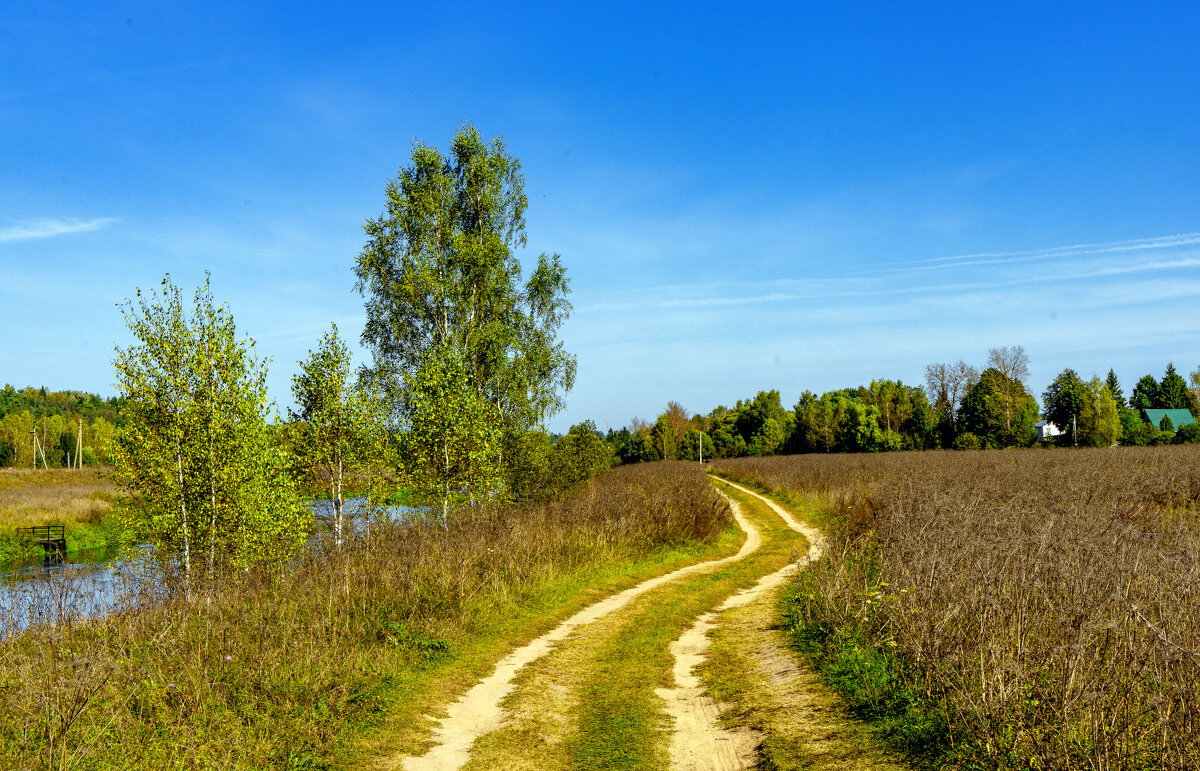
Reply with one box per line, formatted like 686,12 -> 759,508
3,1 -> 1199,432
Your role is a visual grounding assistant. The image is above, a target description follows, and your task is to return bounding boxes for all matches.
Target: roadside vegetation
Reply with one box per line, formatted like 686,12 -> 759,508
714,447 -> 1200,770
0,462 -> 729,768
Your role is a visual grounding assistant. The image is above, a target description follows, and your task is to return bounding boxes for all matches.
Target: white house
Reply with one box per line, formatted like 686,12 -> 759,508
1036,420 -> 1062,440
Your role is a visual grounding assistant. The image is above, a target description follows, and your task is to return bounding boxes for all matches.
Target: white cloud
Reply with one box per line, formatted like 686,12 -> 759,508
0,217 -> 117,242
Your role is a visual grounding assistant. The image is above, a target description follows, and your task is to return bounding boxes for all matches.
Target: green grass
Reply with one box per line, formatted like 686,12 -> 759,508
341,535 -> 738,768
568,482 -> 805,769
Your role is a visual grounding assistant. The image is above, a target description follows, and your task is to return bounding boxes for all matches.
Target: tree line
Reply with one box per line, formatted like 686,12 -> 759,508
0,386 -> 123,467
608,346 -> 1200,464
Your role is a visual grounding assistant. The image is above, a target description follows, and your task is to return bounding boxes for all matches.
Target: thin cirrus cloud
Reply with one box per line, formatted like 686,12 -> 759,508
0,217 -> 117,243
872,232 -> 1200,273
577,232 -> 1200,315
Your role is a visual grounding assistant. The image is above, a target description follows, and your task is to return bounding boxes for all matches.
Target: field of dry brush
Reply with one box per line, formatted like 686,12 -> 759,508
714,447 -> 1200,770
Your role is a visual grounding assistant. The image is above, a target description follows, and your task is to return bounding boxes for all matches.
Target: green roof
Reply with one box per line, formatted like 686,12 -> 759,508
1143,409 -> 1196,428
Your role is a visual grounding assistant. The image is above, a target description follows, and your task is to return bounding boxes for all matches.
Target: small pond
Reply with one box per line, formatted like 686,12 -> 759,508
1,498 -> 425,637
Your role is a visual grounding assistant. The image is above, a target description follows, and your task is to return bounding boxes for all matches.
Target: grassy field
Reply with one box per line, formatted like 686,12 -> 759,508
714,447 -> 1200,771
0,467 -> 120,563
0,462 -> 730,769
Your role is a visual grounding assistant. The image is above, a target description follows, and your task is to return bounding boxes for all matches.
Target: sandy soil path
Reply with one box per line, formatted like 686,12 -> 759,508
657,479 -> 826,770
388,487 -> 763,770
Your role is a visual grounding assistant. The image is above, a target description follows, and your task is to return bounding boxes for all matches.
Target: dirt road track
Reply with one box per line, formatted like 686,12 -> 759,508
390,485 -> 763,770
656,479 -> 826,770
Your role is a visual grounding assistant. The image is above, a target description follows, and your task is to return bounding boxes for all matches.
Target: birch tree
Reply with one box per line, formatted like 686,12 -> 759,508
112,275 -> 308,596
290,324 -> 386,547
354,124 -> 575,508
399,342 -> 503,522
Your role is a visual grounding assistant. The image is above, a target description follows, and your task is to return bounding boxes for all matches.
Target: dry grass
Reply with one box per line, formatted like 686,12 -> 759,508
714,447 -> 1200,771
0,461 -> 730,769
0,468 -> 117,529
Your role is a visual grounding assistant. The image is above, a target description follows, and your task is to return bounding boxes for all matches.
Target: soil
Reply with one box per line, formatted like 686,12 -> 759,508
384,489 -> 762,770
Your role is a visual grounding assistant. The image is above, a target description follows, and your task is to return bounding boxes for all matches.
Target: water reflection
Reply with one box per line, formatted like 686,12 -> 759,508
0,546 -> 159,639
1,498 -> 428,637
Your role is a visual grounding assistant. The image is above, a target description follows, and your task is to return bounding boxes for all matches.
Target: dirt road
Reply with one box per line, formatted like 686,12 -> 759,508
379,478 -> 903,771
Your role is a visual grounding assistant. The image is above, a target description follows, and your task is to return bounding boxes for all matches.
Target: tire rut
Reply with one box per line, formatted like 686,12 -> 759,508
386,488 -> 762,770
657,480 -> 824,770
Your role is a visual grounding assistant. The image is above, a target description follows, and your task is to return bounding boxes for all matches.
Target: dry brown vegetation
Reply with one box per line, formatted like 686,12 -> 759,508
714,447 -> 1200,770
0,468 -> 116,529
0,468 -> 120,563
0,461 -> 729,769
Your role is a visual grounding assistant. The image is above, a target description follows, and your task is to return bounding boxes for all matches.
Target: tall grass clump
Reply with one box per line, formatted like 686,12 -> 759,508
0,461 -> 728,770
714,447 -> 1200,771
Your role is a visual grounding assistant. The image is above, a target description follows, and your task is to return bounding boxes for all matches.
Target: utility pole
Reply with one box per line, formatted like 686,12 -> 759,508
30,430 -> 47,469
699,431 -> 703,464
77,418 -> 83,469
1073,414 -> 1077,447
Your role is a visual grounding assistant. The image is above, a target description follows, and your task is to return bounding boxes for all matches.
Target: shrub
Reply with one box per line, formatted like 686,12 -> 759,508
1174,422 -> 1200,444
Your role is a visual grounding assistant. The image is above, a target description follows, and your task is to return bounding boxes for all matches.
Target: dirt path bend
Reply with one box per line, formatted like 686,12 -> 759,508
657,479 -> 825,770
660,479 -> 904,771
388,490 -> 763,771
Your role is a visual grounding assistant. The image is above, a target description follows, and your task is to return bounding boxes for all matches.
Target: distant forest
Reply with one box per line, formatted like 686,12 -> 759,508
0,385 -> 124,467
4,351 -> 1199,469
608,351 -> 1200,464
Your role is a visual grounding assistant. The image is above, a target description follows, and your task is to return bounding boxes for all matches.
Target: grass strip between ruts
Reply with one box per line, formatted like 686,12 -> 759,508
340,533 -> 742,769
567,483 -> 804,770
453,482 -> 803,770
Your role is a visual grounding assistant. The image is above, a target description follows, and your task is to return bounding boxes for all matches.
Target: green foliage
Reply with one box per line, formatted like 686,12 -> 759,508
1173,423 -> 1200,444
1105,368 -> 1126,408
501,429 -> 554,502
354,124 -> 576,510
676,428 -> 714,461
748,416 -> 787,456
1042,368 -> 1085,442
289,324 -> 388,547
952,431 -> 983,450
791,390 -> 847,453
1159,413 -> 1175,432
1189,365 -> 1200,417
650,413 -> 679,461
1159,363 -> 1190,409
549,421 -> 615,491
112,275 -> 309,591
399,342 -> 503,520
355,123 -> 574,432
1078,376 -> 1121,447
0,383 -> 123,424
734,390 -> 791,445
839,401 -> 887,452
1130,374 -> 1159,411
959,368 -> 1038,447
1119,408 -> 1155,446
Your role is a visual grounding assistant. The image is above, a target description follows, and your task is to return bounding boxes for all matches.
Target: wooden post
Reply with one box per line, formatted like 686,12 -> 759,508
78,417 -> 83,469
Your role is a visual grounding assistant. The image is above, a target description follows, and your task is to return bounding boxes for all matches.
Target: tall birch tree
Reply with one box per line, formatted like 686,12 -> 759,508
354,124 -> 575,509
